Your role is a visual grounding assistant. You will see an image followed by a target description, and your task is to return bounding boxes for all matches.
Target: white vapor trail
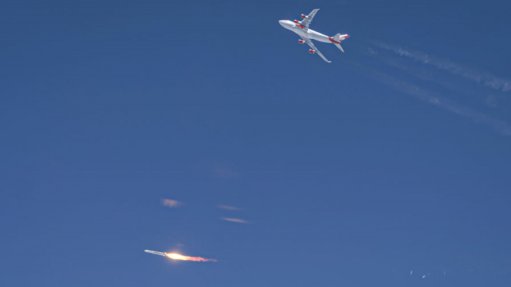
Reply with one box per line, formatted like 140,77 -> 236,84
357,41 -> 511,135
221,217 -> 249,224
375,42 -> 511,93
359,63 -> 511,136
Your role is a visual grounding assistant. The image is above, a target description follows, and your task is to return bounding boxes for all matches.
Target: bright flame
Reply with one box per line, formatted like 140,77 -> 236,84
165,252 -> 216,262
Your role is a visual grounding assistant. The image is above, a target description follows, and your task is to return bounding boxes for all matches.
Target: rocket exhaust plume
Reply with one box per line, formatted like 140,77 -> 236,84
144,250 -> 217,262
165,252 -> 216,262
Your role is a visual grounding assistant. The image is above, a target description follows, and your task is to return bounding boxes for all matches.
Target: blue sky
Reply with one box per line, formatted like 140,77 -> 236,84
2,0 -> 511,286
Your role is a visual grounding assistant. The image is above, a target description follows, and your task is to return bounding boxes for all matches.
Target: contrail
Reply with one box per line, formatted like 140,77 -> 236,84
354,61 -> 511,136
374,42 -> 511,92
354,42 -> 511,135
161,198 -> 182,208
368,49 -> 485,99
222,217 -> 249,224
217,204 -> 241,211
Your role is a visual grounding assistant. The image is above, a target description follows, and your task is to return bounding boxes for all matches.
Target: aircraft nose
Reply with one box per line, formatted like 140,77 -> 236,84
279,20 -> 292,29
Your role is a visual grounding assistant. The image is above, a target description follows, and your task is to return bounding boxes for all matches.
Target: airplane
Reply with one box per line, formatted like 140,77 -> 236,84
279,9 -> 350,63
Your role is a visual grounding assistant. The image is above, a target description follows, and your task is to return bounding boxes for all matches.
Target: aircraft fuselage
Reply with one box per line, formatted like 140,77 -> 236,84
278,20 -> 332,43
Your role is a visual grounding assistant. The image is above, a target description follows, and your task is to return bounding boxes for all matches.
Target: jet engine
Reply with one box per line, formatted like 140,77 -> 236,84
298,39 -> 305,44
301,14 -> 306,19
308,49 -> 316,54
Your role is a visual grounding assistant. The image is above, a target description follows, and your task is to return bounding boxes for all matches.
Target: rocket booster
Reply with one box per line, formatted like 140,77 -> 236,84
144,249 -> 217,262
144,249 -> 166,257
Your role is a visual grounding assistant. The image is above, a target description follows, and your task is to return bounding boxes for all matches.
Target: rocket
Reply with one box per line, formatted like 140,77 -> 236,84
144,249 -> 217,262
144,249 -> 166,257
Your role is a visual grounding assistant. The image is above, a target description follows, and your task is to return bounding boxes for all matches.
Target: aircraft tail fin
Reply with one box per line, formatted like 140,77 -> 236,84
333,33 -> 350,53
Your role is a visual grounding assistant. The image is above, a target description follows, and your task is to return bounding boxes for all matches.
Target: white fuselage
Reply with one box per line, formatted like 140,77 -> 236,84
278,20 -> 331,43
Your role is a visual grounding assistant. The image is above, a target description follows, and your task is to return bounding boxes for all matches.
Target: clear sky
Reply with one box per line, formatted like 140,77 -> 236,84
2,0 -> 511,286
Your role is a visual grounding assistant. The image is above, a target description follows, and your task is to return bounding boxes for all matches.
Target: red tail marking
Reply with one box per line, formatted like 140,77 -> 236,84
328,37 -> 340,44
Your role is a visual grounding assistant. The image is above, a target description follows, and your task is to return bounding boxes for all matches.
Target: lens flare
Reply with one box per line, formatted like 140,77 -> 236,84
165,252 -> 216,262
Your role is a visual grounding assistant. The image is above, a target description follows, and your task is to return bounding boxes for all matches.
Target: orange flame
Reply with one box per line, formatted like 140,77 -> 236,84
165,252 -> 216,262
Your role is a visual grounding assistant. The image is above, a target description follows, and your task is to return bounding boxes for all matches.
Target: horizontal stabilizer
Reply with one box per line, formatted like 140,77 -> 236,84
335,43 -> 344,53
333,33 -> 349,53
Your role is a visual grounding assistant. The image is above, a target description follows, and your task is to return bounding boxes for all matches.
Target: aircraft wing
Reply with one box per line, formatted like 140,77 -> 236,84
305,39 -> 331,63
301,9 -> 320,29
